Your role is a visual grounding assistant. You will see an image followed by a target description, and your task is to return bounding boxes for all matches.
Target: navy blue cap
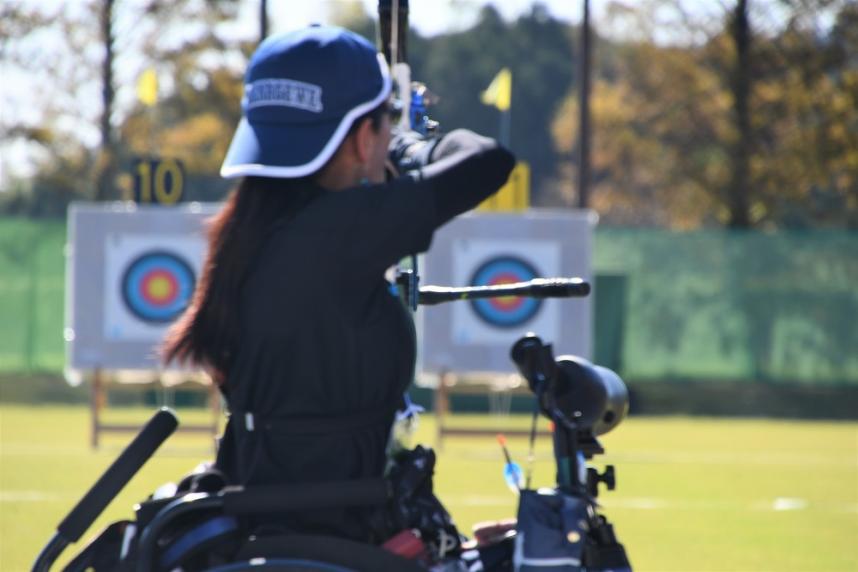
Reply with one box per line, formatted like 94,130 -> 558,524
221,26 -> 391,179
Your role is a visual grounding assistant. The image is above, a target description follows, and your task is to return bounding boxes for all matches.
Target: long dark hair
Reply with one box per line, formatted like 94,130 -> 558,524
163,105 -> 387,381
162,176 -> 315,379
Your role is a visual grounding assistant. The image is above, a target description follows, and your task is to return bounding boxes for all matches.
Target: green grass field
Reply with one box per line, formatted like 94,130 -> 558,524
1,405 -> 856,571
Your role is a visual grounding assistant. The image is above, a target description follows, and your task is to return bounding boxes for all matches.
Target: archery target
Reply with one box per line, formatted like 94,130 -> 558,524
451,238 -> 561,345
104,233 -> 206,342
121,251 -> 195,323
419,211 -> 594,373
468,256 -> 541,327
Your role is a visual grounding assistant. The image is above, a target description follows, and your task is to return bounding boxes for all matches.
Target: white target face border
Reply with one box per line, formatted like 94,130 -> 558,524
451,238 -> 562,345
103,233 -> 206,342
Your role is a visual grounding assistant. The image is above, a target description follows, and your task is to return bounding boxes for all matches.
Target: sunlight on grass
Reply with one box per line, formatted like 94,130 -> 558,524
2,405 -> 856,571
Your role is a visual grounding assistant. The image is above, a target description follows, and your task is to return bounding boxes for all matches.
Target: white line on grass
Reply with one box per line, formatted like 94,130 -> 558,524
0,491 -> 62,502
770,497 -> 808,511
0,444 -> 214,457
444,495 -> 858,514
3,490 -> 855,515
442,449 -> 857,467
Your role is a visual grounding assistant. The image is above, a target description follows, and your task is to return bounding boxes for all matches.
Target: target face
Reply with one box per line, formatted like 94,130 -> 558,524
469,256 -> 542,328
120,251 -> 195,323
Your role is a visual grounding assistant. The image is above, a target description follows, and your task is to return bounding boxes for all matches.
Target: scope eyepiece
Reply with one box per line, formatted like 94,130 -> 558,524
510,334 -> 557,395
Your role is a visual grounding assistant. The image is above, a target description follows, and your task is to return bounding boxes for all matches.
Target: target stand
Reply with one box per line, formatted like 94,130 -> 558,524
87,252 -> 221,448
421,210 -> 595,447
434,256 -> 550,447
67,202 -> 223,448
432,372 -> 552,450
88,369 -> 221,449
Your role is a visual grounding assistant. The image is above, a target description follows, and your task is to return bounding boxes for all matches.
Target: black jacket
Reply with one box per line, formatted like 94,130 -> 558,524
216,129 -> 515,539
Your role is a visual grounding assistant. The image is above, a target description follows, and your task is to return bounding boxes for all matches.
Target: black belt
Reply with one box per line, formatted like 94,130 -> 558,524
228,404 -> 396,436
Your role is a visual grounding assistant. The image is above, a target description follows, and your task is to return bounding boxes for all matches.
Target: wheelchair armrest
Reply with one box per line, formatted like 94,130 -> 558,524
221,478 -> 391,515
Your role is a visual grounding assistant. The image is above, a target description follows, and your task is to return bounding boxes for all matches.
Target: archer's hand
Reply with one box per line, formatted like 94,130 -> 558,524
388,128 -> 440,176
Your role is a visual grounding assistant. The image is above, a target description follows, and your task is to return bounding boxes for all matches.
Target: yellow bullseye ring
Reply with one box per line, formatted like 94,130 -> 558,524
493,278 -> 521,308
147,276 -> 173,301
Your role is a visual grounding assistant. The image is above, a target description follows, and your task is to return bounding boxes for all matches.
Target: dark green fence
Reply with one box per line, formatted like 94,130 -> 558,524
1,217 -> 856,385
594,229 -> 858,385
0,218 -> 65,372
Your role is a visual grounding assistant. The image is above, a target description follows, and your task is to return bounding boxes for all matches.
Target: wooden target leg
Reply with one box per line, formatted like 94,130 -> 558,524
207,381 -> 221,454
435,369 -> 452,451
91,368 -> 105,449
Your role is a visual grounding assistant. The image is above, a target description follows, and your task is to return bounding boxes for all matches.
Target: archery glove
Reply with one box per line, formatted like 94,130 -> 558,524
388,129 -> 440,176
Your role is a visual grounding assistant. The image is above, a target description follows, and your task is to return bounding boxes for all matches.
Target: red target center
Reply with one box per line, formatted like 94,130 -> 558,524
488,272 -> 524,311
140,270 -> 179,306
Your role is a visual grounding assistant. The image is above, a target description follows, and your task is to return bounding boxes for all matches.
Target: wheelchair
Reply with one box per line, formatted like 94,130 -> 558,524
35,279 -> 632,571
33,406 -> 434,571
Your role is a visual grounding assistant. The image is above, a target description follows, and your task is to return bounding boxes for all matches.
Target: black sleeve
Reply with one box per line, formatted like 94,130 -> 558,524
337,179 -> 437,282
419,129 -> 516,226
342,130 -> 515,281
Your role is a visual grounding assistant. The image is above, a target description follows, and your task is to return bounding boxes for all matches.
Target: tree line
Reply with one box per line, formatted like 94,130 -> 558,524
1,0 -> 855,229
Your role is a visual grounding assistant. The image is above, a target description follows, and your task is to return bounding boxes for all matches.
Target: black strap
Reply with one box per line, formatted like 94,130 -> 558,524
221,478 -> 391,515
228,404 -> 396,436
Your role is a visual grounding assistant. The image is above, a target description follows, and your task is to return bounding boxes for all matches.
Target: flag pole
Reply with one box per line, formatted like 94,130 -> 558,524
500,107 -> 511,147
260,0 -> 268,43
500,69 -> 511,147
481,68 -> 512,147
577,0 -> 592,209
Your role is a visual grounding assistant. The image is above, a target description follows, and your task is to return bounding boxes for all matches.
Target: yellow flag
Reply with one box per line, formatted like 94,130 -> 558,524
480,67 -> 512,111
137,68 -> 158,107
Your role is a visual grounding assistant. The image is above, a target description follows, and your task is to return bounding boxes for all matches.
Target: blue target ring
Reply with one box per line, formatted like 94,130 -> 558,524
121,251 -> 196,323
469,256 -> 542,328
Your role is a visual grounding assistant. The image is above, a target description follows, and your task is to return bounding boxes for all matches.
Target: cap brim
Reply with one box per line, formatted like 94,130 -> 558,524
220,115 -> 342,179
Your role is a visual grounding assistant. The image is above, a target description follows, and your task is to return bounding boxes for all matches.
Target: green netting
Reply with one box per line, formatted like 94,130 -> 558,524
0,217 -> 855,384
0,218 -> 66,372
594,229 -> 858,385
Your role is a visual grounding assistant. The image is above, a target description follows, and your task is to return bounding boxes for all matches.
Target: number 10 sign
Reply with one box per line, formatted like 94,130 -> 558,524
132,157 -> 185,205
